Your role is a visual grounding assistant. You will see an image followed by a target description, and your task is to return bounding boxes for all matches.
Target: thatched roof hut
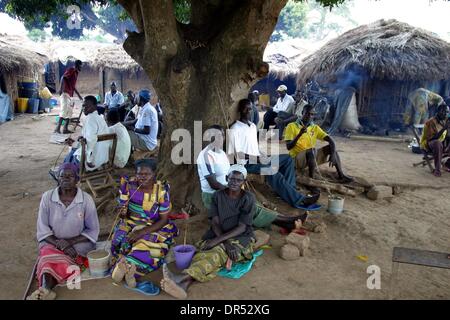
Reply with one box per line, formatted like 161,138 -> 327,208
0,37 -> 47,111
296,19 -> 450,129
298,19 -> 450,84
264,39 -> 320,80
252,39 -> 320,106
44,40 -> 153,99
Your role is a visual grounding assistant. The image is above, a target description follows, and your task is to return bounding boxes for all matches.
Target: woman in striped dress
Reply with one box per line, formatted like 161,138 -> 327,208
110,159 -> 178,287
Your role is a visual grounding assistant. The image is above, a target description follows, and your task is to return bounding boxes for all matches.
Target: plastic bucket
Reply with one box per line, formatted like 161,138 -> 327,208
17,98 -> 29,113
18,81 -> 38,89
87,249 -> 111,277
18,88 -> 38,99
40,87 -> 52,99
50,98 -> 58,107
173,245 -> 196,270
327,195 -> 345,214
27,98 -> 40,113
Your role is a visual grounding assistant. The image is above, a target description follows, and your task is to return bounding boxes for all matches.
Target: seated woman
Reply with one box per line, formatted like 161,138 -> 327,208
197,125 -> 308,230
28,163 -> 100,300
161,165 -> 256,299
110,159 -> 178,287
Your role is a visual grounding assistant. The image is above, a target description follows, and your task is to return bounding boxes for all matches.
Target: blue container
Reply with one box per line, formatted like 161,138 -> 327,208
27,98 -> 40,114
18,81 -> 38,90
50,98 -> 58,107
18,88 -> 38,99
39,98 -> 50,111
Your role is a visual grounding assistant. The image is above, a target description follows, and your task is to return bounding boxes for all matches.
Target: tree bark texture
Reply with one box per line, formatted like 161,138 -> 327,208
117,0 -> 288,207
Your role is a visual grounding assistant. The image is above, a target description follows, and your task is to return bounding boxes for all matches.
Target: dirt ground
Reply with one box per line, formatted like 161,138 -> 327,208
0,106 -> 449,300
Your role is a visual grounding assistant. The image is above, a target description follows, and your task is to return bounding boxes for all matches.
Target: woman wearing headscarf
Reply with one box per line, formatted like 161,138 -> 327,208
110,159 -> 178,288
160,165 -> 256,299
28,163 -> 99,300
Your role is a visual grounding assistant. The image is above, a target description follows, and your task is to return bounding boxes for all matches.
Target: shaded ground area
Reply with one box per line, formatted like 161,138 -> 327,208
0,112 -> 449,300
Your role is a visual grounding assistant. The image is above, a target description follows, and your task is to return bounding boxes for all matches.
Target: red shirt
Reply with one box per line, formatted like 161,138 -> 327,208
62,67 -> 79,97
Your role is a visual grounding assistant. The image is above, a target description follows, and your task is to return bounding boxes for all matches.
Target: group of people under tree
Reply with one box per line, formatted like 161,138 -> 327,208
53,59 -> 164,175
28,75 -> 449,299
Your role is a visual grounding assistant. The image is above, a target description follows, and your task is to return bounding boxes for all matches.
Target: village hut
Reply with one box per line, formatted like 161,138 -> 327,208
0,37 -> 47,113
45,40 -> 108,95
296,19 -> 450,129
91,44 -> 154,100
46,40 -> 153,101
251,39 -> 320,106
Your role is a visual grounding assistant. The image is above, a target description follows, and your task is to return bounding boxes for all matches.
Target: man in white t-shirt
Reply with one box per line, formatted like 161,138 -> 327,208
197,125 -> 231,207
106,109 -> 131,168
62,96 -> 110,172
228,98 -> 319,213
198,124 -> 308,229
123,89 -> 159,152
263,85 -> 296,135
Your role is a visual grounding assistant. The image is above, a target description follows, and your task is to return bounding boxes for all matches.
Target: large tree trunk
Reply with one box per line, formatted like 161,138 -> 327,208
117,0 -> 288,209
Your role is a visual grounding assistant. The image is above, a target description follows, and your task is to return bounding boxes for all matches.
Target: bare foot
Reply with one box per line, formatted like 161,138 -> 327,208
125,263 -> 137,288
27,287 -> 56,300
160,278 -> 187,299
294,219 -> 303,230
54,129 -> 61,134
112,257 -> 127,283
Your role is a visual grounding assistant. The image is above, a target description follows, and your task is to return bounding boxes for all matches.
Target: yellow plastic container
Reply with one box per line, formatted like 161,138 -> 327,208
40,87 -> 52,99
17,98 -> 29,113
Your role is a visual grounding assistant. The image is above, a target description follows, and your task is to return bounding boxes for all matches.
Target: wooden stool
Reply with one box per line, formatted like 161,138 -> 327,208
389,247 -> 450,299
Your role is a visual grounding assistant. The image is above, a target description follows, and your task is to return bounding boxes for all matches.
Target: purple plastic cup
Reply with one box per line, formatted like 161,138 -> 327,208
173,245 -> 196,270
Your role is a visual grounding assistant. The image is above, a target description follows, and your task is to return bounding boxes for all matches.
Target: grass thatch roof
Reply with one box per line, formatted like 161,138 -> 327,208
45,40 -> 108,66
0,38 -> 46,74
44,40 -> 142,72
91,45 -> 142,72
297,19 -> 450,86
264,39 -> 320,80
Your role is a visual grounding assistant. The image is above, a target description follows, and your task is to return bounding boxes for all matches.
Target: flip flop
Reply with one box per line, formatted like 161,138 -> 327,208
294,203 -> 322,211
168,212 -> 190,220
124,281 -> 160,296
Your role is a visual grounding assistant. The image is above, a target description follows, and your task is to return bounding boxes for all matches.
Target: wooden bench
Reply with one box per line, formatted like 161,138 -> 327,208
389,247 -> 450,299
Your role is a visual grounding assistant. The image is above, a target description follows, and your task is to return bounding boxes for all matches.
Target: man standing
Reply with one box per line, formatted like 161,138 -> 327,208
63,96 -> 110,171
420,104 -> 450,177
284,104 -> 352,183
404,88 -> 444,127
99,82 -> 125,118
227,99 -> 319,211
123,89 -> 159,154
263,85 -> 295,134
55,60 -> 83,134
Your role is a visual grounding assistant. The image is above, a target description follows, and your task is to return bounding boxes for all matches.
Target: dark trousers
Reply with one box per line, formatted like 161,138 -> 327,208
245,154 -> 305,207
263,109 -> 278,130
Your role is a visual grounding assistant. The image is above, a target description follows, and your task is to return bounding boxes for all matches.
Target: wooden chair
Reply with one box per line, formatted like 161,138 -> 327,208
411,124 -> 450,172
79,133 -> 118,211
389,247 -> 450,299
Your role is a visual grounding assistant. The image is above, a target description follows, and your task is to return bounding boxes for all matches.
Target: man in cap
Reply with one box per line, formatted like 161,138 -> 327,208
123,89 -> 159,153
284,104 -> 352,183
263,84 -> 296,138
